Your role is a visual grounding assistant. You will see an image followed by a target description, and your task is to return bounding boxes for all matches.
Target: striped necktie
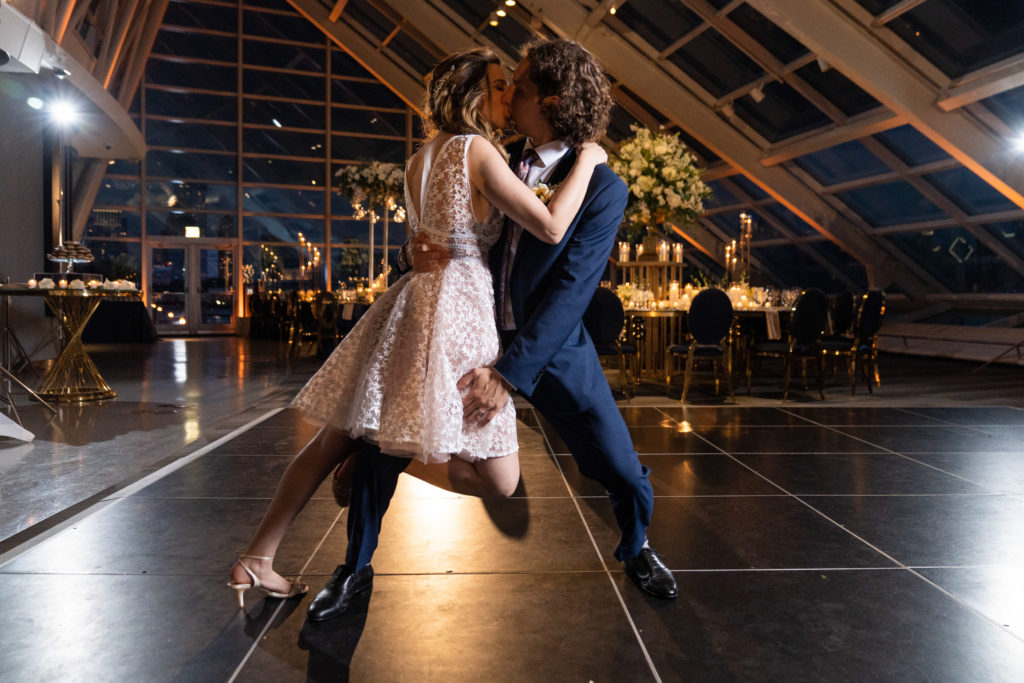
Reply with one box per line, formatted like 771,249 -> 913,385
497,148 -> 538,328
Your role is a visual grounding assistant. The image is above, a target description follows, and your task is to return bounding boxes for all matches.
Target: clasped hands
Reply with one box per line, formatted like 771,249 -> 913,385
409,233 -> 511,426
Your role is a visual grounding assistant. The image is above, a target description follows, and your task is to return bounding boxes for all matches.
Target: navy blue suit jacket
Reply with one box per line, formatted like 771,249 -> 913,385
492,138 -> 628,412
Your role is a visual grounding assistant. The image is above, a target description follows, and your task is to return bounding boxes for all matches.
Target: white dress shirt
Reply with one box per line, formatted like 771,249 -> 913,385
502,139 -> 572,331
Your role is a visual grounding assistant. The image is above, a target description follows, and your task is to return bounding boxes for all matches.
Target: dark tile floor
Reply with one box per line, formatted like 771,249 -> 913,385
1,341 -> 1024,681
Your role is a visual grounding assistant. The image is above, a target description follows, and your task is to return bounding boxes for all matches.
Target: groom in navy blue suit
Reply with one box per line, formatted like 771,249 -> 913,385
307,39 -> 676,622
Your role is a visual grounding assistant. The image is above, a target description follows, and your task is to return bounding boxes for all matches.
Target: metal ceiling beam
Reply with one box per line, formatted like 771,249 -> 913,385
938,54 -> 1024,111
749,0 -> 1024,212
520,0 -> 929,295
286,0 -> 426,113
860,136 -> 1024,280
760,109 -> 902,166
871,0 -> 927,27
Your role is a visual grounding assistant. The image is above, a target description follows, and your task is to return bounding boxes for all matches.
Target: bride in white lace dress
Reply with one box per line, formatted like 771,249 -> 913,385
228,48 -> 606,605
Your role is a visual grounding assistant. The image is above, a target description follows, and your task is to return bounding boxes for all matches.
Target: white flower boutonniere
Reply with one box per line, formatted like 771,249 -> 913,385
533,181 -> 556,204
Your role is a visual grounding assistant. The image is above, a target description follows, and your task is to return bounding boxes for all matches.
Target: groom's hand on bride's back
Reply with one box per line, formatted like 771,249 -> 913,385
409,232 -> 449,273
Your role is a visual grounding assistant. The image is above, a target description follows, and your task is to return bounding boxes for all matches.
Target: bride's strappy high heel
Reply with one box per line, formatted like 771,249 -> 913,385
228,554 -> 309,608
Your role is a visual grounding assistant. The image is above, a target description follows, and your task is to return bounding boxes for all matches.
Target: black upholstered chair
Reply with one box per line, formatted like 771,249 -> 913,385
747,288 -> 829,400
825,291 -> 856,342
583,286 -> 639,398
820,290 -> 885,394
313,290 -> 341,357
666,287 -> 734,403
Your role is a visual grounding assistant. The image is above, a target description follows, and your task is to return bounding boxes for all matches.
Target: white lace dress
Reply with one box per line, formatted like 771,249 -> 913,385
291,134 -> 517,463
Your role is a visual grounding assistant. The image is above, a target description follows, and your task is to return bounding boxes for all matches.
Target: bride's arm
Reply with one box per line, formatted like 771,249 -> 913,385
467,137 -> 606,245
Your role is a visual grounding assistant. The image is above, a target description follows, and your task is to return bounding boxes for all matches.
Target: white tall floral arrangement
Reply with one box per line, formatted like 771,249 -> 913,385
609,124 -> 710,242
335,160 -> 406,221
335,160 -> 406,286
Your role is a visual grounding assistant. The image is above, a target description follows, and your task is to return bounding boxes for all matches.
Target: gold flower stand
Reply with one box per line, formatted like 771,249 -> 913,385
1,285 -> 141,402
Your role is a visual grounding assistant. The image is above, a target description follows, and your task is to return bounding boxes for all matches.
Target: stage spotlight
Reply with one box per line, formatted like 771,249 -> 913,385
48,99 -> 78,125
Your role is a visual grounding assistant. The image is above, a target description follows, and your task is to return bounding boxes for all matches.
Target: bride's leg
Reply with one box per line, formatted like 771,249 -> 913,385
404,453 -> 520,499
230,425 -> 356,591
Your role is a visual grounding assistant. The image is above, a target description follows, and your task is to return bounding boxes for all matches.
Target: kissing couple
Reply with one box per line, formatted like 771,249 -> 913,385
229,38 -> 677,621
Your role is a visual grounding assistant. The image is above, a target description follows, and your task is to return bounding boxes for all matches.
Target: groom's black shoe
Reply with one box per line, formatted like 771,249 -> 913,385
307,564 -> 373,621
623,547 -> 677,598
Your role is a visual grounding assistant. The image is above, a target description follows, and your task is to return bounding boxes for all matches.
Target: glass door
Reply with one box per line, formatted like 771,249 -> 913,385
147,242 -> 235,334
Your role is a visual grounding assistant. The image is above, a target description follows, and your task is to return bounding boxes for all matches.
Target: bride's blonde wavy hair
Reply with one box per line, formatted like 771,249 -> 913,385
422,48 -> 507,158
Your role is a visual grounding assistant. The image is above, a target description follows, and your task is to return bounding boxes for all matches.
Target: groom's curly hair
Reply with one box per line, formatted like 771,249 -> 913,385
523,39 -> 614,146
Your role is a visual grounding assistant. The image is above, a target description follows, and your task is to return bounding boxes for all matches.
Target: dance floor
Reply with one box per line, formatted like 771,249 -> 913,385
1,338 -> 1023,681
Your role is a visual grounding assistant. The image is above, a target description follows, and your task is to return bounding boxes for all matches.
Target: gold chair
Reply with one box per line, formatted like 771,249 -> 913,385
820,291 -> 885,394
583,287 -> 639,399
747,288 -> 829,400
666,288 -> 734,403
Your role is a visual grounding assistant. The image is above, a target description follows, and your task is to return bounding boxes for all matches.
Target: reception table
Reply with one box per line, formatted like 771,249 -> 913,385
1,284 -> 142,402
624,306 -> 793,384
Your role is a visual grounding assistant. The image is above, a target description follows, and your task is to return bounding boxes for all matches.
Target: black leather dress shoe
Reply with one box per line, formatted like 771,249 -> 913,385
307,564 -> 373,622
623,547 -> 677,598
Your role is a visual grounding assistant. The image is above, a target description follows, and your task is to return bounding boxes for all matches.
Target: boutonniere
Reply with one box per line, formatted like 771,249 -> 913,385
532,181 -> 557,204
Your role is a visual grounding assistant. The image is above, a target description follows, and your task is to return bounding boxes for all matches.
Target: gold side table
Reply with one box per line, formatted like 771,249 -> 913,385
0,285 -> 141,402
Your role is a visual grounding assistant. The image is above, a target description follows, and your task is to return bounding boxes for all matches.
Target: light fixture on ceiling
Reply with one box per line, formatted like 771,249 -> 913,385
1012,134 -> 1024,153
749,85 -> 765,103
721,103 -> 735,118
505,0 -> 515,5
26,96 -> 44,110
48,99 -> 79,126
497,9 -> 506,17
816,56 -> 831,72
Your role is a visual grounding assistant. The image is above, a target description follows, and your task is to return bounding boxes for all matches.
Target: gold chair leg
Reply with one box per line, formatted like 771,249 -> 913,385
817,352 -> 825,400
682,347 -> 695,404
782,355 -> 792,401
726,345 -> 734,403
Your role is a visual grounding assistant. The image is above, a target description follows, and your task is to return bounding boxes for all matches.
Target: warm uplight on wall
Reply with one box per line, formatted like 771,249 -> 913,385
185,225 -> 201,238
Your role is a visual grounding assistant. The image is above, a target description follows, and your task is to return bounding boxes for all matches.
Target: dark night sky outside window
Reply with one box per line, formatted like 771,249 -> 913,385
668,28 -> 764,98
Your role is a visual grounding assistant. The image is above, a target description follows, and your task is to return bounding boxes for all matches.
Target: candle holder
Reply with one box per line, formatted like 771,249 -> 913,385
657,240 -> 669,262
618,241 -> 630,263
672,243 -> 684,263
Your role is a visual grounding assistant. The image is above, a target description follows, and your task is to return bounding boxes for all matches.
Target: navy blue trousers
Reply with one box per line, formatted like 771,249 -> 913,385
529,375 -> 653,561
344,376 -> 652,569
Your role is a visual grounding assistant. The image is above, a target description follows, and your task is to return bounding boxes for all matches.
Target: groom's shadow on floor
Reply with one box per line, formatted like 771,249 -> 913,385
480,477 -> 530,537
298,590 -> 372,683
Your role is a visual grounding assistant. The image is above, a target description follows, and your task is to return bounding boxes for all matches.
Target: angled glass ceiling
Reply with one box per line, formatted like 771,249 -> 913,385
121,0 -> 1024,301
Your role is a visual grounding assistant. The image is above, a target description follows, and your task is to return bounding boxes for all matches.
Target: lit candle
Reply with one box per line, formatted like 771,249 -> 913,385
635,243 -> 644,259
618,241 -> 630,263
657,240 -> 669,262
672,243 -> 684,263
58,278 -> 68,289
27,278 -> 37,288
669,280 -> 680,304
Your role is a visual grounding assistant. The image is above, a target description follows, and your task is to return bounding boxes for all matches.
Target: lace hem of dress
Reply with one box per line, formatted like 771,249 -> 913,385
347,425 -> 518,464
